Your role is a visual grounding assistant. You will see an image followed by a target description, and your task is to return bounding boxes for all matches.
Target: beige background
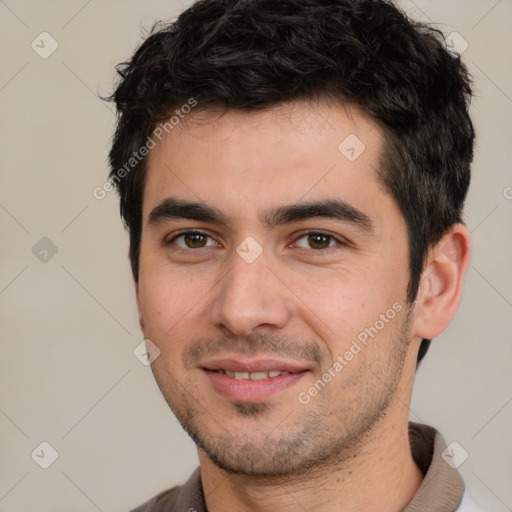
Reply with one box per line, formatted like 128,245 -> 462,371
1,0 -> 511,510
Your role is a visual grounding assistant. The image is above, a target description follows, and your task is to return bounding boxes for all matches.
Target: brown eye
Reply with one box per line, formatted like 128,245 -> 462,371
308,234 -> 331,249
169,231 -> 217,249
295,232 -> 339,251
183,233 -> 207,248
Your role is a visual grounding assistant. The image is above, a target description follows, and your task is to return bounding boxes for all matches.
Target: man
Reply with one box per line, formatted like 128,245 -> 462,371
107,0 -> 481,510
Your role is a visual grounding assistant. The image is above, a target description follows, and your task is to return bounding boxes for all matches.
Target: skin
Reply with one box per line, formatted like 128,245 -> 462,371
136,100 -> 471,511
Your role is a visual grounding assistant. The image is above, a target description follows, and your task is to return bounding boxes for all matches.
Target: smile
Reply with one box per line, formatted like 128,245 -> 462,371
201,358 -> 310,402
211,369 -> 292,380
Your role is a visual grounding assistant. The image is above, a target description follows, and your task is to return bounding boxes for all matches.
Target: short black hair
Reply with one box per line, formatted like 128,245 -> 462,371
107,0 -> 474,364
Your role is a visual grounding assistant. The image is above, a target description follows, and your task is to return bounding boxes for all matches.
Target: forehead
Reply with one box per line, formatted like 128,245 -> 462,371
142,100 -> 388,225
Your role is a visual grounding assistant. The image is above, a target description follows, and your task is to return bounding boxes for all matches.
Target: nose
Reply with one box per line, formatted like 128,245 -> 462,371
210,250 -> 292,338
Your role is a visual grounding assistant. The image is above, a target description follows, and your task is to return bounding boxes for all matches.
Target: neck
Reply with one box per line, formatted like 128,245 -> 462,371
199,412 -> 423,512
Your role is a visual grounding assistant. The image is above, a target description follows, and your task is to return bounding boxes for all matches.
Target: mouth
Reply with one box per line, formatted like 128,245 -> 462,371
200,357 -> 311,402
208,369 -> 294,380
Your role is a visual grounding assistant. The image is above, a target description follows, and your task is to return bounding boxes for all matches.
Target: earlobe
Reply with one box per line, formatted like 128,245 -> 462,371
412,224 -> 471,340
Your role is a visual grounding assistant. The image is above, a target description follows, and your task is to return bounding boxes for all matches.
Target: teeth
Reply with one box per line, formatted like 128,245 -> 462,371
221,370 -> 290,380
249,372 -> 268,380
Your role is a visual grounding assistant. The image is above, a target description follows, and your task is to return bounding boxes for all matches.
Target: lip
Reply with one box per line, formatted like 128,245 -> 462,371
200,356 -> 311,402
203,369 -> 308,401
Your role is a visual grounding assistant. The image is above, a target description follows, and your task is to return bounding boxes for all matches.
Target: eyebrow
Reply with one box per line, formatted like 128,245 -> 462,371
148,197 -> 373,233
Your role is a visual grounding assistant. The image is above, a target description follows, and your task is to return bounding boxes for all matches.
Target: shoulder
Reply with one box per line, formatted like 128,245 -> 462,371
129,485 -> 183,512
128,468 -> 204,512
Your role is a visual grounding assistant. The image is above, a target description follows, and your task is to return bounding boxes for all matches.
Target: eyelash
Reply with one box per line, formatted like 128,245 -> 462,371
166,230 -> 348,255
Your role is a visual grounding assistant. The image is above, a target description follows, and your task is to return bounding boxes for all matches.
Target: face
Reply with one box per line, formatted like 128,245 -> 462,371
137,101 -> 415,476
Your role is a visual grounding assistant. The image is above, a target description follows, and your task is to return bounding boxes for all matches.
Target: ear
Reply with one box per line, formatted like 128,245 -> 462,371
135,280 -> 144,331
412,224 -> 471,339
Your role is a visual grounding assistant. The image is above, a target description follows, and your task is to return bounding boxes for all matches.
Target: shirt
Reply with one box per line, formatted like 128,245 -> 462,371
130,422 -> 482,512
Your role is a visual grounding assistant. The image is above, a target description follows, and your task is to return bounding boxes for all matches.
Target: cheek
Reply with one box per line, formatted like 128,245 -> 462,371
138,251 -> 181,334
287,263 -> 407,353
137,252 -> 216,343
139,276 -> 192,334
